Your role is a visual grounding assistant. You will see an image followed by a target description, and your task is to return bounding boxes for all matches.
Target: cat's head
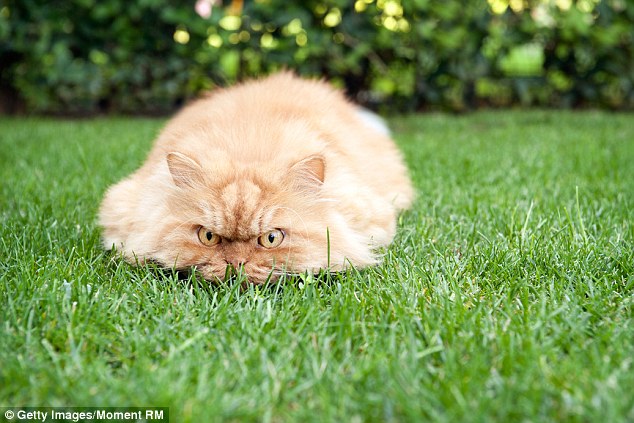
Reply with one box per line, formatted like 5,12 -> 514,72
157,150 -> 329,284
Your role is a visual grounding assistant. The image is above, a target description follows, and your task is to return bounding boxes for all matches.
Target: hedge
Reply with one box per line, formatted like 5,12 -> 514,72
1,0 -> 633,114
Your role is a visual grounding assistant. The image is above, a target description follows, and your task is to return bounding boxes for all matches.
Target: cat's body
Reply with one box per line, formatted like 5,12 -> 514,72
99,73 -> 413,283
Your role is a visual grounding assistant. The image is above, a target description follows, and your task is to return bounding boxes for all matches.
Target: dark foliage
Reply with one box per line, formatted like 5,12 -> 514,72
1,0 -> 632,113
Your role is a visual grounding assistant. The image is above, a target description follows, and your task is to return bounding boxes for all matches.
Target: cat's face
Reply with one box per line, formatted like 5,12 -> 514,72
160,151 -> 327,283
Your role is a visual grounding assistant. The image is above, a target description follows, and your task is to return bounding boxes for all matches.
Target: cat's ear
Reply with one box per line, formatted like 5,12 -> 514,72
290,154 -> 325,190
166,152 -> 204,188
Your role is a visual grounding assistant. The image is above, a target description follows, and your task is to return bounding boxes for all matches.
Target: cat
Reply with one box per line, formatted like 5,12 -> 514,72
99,72 -> 414,284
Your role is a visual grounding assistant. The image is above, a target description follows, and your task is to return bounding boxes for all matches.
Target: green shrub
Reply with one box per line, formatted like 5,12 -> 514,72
0,0 -> 632,113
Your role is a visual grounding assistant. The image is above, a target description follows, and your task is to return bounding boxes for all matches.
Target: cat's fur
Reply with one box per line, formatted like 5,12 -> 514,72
99,73 -> 414,283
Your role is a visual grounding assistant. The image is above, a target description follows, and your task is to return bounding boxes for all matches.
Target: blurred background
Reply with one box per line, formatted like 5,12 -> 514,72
0,0 -> 632,115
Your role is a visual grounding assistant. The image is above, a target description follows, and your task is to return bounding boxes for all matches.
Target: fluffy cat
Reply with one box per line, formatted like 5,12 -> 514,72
99,73 -> 414,284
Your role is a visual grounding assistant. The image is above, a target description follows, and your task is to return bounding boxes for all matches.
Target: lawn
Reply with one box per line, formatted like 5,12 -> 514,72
1,111 -> 633,422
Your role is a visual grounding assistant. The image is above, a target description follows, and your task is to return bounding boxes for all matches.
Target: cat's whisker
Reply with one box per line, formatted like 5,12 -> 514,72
273,206 -> 310,238
314,197 -> 337,204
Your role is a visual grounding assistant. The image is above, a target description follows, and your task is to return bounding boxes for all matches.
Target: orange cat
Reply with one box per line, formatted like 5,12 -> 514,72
99,73 -> 414,283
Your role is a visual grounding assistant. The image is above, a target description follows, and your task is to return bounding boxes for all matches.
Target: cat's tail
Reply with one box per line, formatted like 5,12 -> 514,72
355,108 -> 390,137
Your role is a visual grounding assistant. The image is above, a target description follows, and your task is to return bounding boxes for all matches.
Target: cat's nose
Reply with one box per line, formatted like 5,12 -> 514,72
225,258 -> 248,269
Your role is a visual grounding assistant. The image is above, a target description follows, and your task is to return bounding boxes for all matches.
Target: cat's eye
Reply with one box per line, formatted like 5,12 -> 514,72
197,227 -> 221,246
258,229 -> 284,249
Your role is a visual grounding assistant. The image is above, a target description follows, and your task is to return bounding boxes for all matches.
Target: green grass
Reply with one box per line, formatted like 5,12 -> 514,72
1,111 -> 633,422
